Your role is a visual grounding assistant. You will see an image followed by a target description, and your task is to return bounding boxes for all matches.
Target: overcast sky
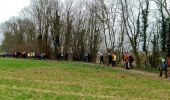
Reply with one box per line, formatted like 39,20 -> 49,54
0,0 -> 30,44
0,0 -> 30,23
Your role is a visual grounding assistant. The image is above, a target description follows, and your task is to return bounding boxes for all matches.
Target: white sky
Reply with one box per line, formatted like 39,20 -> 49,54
0,0 -> 30,23
0,0 -> 30,44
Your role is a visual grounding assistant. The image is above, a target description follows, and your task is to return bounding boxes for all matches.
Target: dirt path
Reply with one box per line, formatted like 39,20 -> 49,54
114,67 -> 157,77
86,62 -> 170,80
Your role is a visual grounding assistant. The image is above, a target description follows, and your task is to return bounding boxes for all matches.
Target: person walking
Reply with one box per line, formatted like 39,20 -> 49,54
112,53 -> 117,67
123,53 -> 130,70
65,53 -> 68,61
108,53 -> 113,66
129,55 -> 134,69
100,54 -> 104,64
159,58 -> 168,78
88,53 -> 91,62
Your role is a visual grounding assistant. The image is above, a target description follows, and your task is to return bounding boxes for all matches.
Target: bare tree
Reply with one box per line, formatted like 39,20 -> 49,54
50,0 -> 62,59
120,0 -> 142,67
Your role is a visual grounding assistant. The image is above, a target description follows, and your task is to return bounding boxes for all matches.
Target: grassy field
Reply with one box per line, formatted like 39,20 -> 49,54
0,58 -> 170,100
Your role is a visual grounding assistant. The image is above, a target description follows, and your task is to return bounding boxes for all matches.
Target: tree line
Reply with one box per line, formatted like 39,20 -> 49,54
0,0 -> 170,69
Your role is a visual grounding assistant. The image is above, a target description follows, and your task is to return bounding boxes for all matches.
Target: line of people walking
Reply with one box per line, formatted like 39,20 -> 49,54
107,53 -> 117,67
99,52 -> 117,67
122,53 -> 134,70
99,52 -> 170,78
99,52 -> 134,69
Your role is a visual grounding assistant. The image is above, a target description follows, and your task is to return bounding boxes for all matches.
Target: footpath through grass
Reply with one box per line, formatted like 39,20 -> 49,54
0,58 -> 170,100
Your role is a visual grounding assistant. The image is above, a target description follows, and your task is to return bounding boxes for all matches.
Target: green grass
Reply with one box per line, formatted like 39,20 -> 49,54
0,58 -> 170,100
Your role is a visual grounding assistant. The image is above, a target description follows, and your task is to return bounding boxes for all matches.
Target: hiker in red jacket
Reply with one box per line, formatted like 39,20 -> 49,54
167,57 -> 170,77
167,57 -> 170,67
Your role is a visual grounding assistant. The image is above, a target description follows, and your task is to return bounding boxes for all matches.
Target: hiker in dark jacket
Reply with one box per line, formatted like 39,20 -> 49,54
129,55 -> 134,69
88,53 -> 91,62
100,54 -> 104,64
65,53 -> 68,61
159,58 -> 168,78
107,53 -> 113,66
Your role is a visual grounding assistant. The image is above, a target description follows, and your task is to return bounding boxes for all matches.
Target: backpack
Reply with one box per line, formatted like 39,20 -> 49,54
162,62 -> 167,69
167,59 -> 170,67
112,54 -> 116,61
129,56 -> 134,62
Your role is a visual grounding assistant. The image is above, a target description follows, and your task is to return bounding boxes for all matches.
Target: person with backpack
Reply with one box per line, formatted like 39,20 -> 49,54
129,55 -> 134,69
65,53 -> 69,61
107,53 -> 113,66
87,53 -> 91,62
99,54 -> 104,64
159,58 -> 168,78
123,53 -> 130,70
112,53 -> 117,67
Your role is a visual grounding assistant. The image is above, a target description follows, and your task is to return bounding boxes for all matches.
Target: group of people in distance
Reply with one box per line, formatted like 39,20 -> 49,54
0,51 -> 46,59
99,52 -> 134,70
99,51 -> 170,78
57,53 -> 69,61
122,53 -> 134,70
107,53 -> 117,67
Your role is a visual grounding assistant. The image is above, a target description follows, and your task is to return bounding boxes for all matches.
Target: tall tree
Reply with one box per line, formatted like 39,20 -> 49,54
50,0 -> 62,59
120,0 -> 142,67
141,0 -> 149,52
